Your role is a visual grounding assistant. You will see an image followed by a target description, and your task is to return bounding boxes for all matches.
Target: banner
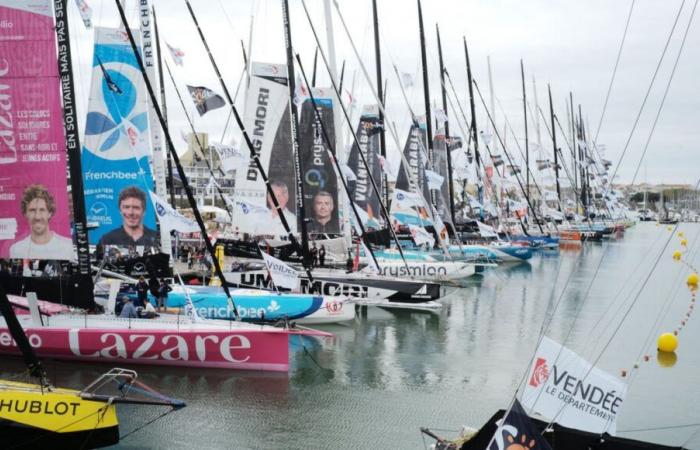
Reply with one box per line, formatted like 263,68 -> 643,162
261,250 -> 298,290
488,399 -> 552,450
74,0 -> 92,28
298,87 -> 340,234
521,336 -> 627,435
408,225 -> 434,247
0,0 -> 74,260
235,62 -> 295,233
347,105 -> 382,228
477,220 -> 498,238
82,28 -> 158,250
211,142 -> 249,172
167,43 -> 184,66
148,191 -> 198,233
186,85 -> 225,116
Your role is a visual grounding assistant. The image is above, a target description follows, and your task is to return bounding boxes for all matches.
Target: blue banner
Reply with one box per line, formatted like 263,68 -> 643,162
82,27 -> 157,248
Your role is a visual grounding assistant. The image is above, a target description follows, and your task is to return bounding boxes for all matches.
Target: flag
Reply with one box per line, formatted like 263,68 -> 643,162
233,199 -> 269,217
477,220 -> 498,238
378,155 -> 398,178
487,399 -> 552,450
211,143 -> 249,172
187,85 -> 226,116
521,336 -> 627,434
536,159 -> 551,171
167,43 -> 185,66
74,0 -> 92,28
401,72 -> 415,88
351,203 -> 381,234
408,225 -> 435,247
491,154 -> 504,167
392,189 -> 423,208
434,108 -> 448,123
340,163 -> 357,181
149,191 -> 199,233
425,169 -> 444,190
260,250 -> 299,290
507,164 -> 521,176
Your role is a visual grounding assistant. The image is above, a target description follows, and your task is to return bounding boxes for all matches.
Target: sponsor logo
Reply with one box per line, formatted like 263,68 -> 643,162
304,169 -> 325,188
529,357 -> 549,387
89,202 -> 108,217
325,300 -> 343,314
155,201 -> 166,216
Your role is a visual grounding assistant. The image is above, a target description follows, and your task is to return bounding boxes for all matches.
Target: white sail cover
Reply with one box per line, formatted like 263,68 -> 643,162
521,336 -> 627,435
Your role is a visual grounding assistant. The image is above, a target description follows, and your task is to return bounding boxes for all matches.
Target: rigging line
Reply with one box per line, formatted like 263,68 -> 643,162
629,0 -> 699,186
604,0 -> 686,199
163,60 -> 234,219
592,0 -> 636,148
619,422 -> 700,433
546,222 -> 680,433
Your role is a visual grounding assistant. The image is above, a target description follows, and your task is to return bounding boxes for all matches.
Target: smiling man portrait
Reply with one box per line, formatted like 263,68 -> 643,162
98,185 -> 159,248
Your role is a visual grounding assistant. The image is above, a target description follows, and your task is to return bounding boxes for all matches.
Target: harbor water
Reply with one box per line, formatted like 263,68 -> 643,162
3,223 -> 700,449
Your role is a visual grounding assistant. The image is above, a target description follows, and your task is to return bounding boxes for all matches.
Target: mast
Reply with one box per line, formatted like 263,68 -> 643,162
436,24 -> 455,224
463,38 -> 483,206
153,7 -> 176,208
311,47 -> 319,86
521,60 -> 530,213
139,0 -> 171,255
281,0 -> 311,269
570,92 -> 578,198
54,0 -> 93,299
578,104 -> 587,212
417,0 -> 435,206
548,84 -> 561,209
372,0 -> 389,208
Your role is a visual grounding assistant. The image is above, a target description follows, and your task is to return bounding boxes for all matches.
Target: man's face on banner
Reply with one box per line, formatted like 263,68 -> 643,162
26,198 -> 52,236
268,185 -> 289,210
314,194 -> 333,221
120,197 -> 145,229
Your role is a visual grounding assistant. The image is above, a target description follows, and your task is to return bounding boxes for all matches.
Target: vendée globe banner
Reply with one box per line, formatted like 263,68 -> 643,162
0,0 -> 73,260
82,27 -> 156,246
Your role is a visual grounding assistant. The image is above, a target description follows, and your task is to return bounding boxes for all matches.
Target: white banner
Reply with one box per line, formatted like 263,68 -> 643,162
521,336 -> 627,435
261,251 -> 299,290
477,220 -> 498,238
149,191 -> 199,233
212,143 -> 249,172
392,189 -> 423,208
408,225 -> 435,247
425,169 -> 444,190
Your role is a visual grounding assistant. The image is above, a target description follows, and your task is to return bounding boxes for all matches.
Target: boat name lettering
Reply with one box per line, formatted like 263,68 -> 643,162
247,87 -> 270,181
380,265 -> 447,277
551,365 -> 623,414
0,332 -> 42,348
0,399 -> 81,416
0,59 -> 16,154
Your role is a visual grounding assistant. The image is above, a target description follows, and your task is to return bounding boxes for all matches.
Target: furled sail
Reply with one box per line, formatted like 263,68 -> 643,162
346,105 -> 382,230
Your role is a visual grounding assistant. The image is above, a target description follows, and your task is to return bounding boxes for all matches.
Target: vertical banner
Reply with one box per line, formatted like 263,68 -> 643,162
432,127 -> 451,222
235,62 -> 296,236
347,105 -> 382,230
391,124 -> 430,226
0,0 -> 73,260
82,27 -> 157,248
298,88 -> 340,234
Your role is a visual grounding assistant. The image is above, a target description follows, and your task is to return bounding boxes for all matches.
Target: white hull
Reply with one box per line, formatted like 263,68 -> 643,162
368,260 -> 476,282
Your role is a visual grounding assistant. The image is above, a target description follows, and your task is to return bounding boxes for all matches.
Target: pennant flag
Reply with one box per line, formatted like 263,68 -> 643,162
187,85 -> 226,116
167,43 -> 185,66
149,191 -> 199,233
491,154 -> 504,167
211,143 -> 249,172
75,0 -> 92,28
507,164 -> 521,176
488,399 -> 552,450
425,169 -> 444,190
477,220 -> 498,238
260,250 -> 299,290
536,159 -> 552,171
408,225 -> 435,247
392,189 -> 423,208
521,336 -> 627,434
401,72 -> 415,88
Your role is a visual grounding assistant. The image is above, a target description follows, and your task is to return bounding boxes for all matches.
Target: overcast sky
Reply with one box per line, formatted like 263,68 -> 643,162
68,0 -> 700,186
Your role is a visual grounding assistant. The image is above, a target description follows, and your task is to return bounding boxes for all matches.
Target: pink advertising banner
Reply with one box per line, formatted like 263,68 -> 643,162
0,0 -> 73,260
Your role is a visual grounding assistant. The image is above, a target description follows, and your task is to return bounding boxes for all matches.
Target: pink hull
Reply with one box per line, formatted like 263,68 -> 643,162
0,326 -> 290,372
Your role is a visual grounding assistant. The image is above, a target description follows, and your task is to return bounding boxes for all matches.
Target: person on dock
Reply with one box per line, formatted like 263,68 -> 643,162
310,243 -> 318,268
157,279 -> 171,312
319,245 -> 326,267
140,298 -> 158,318
136,276 -> 149,308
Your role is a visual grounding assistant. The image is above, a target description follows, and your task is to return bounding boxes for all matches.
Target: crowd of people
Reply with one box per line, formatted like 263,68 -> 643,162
116,275 -> 172,319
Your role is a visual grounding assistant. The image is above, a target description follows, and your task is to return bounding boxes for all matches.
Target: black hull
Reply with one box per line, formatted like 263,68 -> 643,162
314,275 -> 441,302
0,419 -> 119,449
452,409 -> 684,450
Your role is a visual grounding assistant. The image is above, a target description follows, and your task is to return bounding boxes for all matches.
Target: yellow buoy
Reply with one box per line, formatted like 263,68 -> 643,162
658,333 -> 678,353
681,239 -> 688,247
673,250 -> 682,261
678,232 -> 685,238
657,350 -> 678,368
688,273 -> 699,286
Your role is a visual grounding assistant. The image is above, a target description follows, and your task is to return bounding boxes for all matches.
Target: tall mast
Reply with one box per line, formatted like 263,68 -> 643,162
152,7 -> 176,208
311,47 -> 319,86
520,60 -> 529,211
371,0 -> 389,208
139,0 -> 171,255
569,92 -> 578,197
281,0 -> 311,268
436,24 -> 455,224
417,0 -> 435,205
578,104 -> 588,211
463,38 -> 482,195
54,0 -> 93,299
548,84 -> 561,209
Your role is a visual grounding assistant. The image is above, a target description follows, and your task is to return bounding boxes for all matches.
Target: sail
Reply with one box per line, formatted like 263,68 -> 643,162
81,27 -> 157,249
391,124 -> 431,226
234,62 -> 294,236
298,87 -> 340,235
347,105 -> 382,229
0,0 -> 74,260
